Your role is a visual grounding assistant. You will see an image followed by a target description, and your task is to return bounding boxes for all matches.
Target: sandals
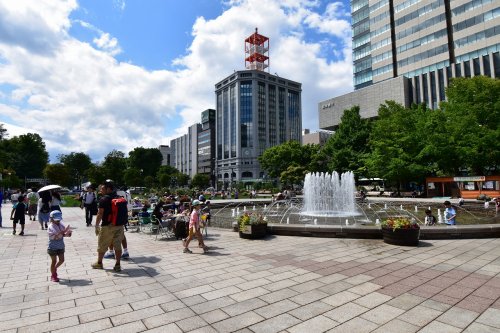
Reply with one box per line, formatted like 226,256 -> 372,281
113,265 -> 121,272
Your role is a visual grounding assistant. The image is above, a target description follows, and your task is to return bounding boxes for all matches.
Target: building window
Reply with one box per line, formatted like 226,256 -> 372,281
473,58 -> 481,76
288,90 -> 300,142
230,85 -> 236,158
438,68 -> 445,101
483,54 -> 491,76
278,87 -> 286,144
258,82 -> 266,155
268,85 -> 277,147
494,52 -> 500,77
422,73 -> 428,106
223,89 -> 229,159
217,93 -> 222,160
464,60 -> 471,77
240,81 -> 253,149
242,171 -> 253,178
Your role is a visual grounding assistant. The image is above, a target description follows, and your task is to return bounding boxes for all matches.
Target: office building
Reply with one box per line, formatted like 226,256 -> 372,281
320,0 -> 500,129
170,123 -> 201,179
215,29 -> 302,188
158,145 -> 171,166
197,109 -> 216,186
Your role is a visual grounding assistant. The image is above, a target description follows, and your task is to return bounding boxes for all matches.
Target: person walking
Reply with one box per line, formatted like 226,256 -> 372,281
50,191 -> 62,212
92,181 -> 125,272
26,189 -> 39,221
47,210 -> 72,282
82,185 -> 97,226
182,200 -> 208,254
10,195 -> 26,235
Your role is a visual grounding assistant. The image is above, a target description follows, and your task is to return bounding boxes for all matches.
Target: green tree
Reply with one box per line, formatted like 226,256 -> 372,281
123,168 -> 143,187
128,147 -> 163,178
102,150 -> 127,185
43,164 -> 71,186
439,76 -> 500,175
319,106 -> 371,177
280,165 -> 307,188
86,164 -> 106,187
191,173 -> 210,189
365,101 -> 428,193
259,141 -> 320,179
58,152 -> 92,188
7,133 -> 49,179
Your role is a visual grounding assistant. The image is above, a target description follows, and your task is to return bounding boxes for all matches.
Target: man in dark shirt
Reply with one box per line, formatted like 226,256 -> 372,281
91,182 -> 124,272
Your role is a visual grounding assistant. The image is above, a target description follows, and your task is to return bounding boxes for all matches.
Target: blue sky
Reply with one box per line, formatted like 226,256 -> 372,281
0,0 -> 353,162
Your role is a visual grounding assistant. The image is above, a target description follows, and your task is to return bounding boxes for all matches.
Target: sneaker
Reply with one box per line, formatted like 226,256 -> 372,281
51,275 -> 60,282
45,223 -> 48,228
103,251 -> 115,259
121,251 -> 129,259
19,231 -> 24,236
113,265 -> 121,272
12,230 -> 16,235
182,238 -> 187,247
203,246 -> 209,253
91,262 -> 103,269
183,248 -> 192,254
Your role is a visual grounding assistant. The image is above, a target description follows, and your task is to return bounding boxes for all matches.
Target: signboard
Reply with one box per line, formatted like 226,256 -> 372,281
453,176 -> 485,182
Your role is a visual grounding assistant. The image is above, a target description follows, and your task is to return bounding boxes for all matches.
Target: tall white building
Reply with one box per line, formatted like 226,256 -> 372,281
215,29 -> 302,188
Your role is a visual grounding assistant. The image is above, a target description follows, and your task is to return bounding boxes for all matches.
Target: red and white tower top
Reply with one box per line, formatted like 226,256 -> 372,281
245,28 -> 269,72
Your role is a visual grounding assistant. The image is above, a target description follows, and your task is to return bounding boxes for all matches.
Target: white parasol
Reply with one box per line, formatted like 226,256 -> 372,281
38,184 -> 61,192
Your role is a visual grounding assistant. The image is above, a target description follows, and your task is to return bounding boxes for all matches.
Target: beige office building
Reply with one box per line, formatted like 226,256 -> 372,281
321,0 -> 500,129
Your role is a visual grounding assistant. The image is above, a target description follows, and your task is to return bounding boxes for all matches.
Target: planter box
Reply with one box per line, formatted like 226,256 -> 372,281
382,227 -> 420,246
239,223 -> 267,239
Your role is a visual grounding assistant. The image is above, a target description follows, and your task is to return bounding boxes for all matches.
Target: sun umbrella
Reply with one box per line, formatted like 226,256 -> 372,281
38,184 -> 61,193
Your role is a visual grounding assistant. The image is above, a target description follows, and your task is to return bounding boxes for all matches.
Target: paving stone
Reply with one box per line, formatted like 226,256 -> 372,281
386,292 -> 425,310
417,320 -> 462,333
322,290 -> 360,307
476,308 -> 500,329
175,315 -> 209,332
326,317 -> 378,333
212,311 -> 264,333
51,318 -> 113,333
110,305 -> 164,326
254,299 -> 300,319
288,315 -> 338,333
463,323 -> 500,333
354,292 -> 392,309
323,302 -> 369,323
221,297 -> 268,317
143,307 -> 196,329
97,320 -> 147,333
249,313 -> 301,333
371,318 -> 419,333
398,304 -> 443,327
200,309 -> 230,324
288,301 -> 333,321
289,289 -> 330,305
437,306 -> 480,329
18,315 -> 79,333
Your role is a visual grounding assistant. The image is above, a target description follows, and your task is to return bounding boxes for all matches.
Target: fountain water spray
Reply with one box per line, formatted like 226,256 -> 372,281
302,171 -> 358,217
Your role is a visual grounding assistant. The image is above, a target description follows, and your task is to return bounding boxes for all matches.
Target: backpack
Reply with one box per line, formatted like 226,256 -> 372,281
41,202 -> 50,214
108,195 -> 128,226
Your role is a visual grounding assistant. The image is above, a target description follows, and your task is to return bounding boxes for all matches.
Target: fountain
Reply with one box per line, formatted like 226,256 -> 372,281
302,171 -> 360,217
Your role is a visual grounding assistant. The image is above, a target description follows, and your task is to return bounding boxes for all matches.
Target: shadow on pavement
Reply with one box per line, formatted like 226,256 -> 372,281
58,279 -> 93,286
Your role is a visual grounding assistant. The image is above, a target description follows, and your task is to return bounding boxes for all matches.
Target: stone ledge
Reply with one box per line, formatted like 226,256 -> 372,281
267,224 -> 500,239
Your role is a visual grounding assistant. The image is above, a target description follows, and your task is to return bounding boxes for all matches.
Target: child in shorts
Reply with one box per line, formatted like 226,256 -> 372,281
47,210 -> 72,282
10,195 -> 26,235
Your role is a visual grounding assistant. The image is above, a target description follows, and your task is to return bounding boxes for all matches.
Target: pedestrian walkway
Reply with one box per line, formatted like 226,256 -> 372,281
1,206 -> 500,332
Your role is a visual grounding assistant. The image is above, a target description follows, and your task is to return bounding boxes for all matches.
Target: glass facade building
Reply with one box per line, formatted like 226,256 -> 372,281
215,70 -> 302,187
322,0 -> 500,129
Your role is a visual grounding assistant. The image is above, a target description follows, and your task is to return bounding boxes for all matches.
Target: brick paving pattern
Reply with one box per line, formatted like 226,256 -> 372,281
1,206 -> 500,332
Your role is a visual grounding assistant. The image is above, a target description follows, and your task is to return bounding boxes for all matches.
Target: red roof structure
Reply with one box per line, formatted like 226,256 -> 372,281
245,28 -> 269,72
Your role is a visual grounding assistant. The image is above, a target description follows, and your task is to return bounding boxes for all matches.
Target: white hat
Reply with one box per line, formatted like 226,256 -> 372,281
50,210 -> 63,221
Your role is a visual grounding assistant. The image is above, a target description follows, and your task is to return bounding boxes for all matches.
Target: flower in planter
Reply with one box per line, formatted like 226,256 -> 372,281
381,217 -> 420,231
238,212 -> 267,231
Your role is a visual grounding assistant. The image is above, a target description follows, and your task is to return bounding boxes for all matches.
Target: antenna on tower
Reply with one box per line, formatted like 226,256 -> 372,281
244,27 -> 269,72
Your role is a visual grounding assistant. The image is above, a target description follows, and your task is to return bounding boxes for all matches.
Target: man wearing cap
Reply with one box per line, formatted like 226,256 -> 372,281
82,185 -> 97,227
92,181 -> 124,272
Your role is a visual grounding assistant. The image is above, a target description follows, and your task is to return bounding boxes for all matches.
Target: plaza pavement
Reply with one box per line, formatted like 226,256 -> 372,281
1,205 -> 500,333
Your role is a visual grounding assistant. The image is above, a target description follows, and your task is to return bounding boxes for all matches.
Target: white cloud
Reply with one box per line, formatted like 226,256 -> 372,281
0,0 -> 352,162
93,33 -> 122,56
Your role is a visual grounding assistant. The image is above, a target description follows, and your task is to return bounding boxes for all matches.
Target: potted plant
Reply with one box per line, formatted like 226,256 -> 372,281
238,212 -> 268,239
380,217 -> 420,246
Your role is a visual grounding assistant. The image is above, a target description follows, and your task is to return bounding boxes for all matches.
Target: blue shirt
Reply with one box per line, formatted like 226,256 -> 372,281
445,207 -> 456,225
